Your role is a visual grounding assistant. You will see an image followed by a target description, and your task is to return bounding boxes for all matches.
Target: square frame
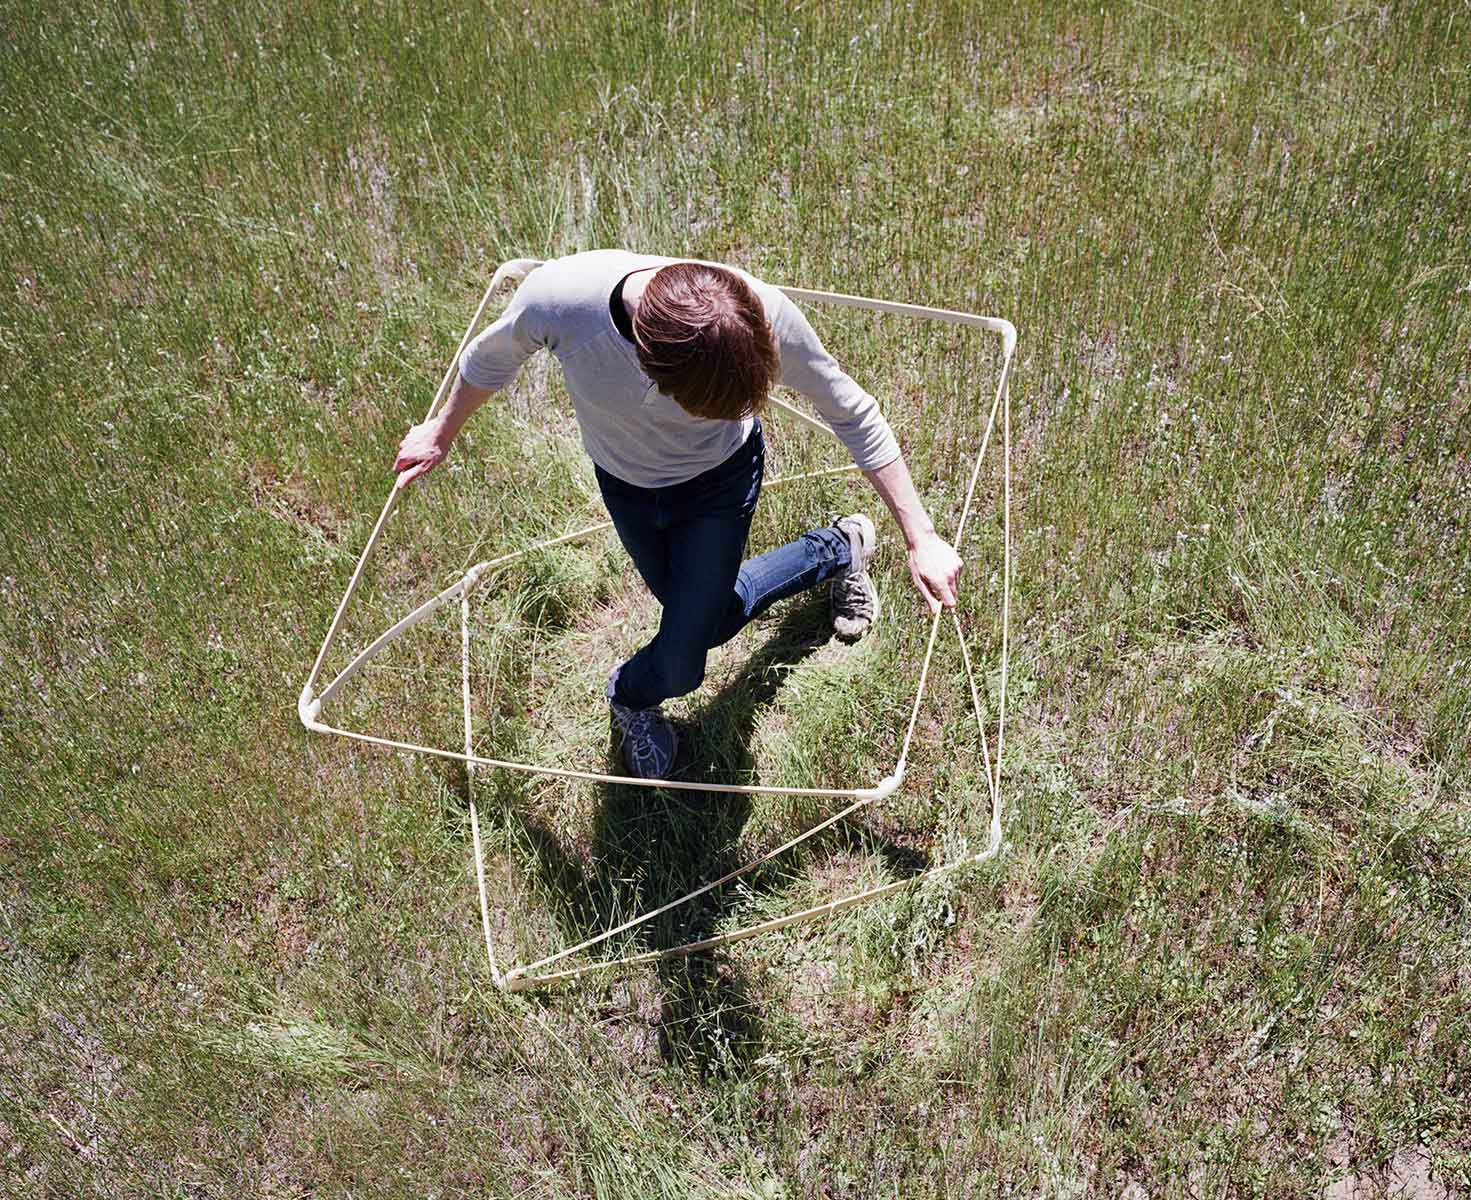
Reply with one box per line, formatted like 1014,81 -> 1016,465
297,259 -> 1016,990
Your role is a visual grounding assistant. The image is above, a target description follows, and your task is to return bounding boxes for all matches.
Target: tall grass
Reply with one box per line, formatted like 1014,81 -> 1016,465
2,0 -> 1467,1195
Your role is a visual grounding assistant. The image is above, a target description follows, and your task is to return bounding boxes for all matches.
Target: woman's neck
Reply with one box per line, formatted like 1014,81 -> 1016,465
619,266 -> 659,323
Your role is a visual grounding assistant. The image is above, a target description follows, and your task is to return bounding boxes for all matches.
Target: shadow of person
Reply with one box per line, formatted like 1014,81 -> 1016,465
455,595 -> 931,1071
588,597 -> 833,1073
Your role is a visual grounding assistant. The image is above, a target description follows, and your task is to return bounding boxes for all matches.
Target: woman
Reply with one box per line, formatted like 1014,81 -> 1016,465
395,251 -> 962,778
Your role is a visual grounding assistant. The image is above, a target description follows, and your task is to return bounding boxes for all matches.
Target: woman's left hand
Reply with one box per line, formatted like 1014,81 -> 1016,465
907,532 -> 963,614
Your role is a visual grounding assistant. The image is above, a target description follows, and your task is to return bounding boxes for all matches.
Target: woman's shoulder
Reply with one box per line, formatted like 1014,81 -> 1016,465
529,250 -> 671,297
522,250 -> 806,341
509,250 -> 658,340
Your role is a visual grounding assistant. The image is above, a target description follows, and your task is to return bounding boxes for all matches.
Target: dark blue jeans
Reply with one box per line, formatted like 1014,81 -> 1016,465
597,422 -> 852,710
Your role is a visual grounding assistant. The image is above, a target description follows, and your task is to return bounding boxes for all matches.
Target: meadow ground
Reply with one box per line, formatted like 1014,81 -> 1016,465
2,1 -> 1468,1195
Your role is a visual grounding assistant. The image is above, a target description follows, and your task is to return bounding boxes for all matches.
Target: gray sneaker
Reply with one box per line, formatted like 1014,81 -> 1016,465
607,665 -> 678,780
831,513 -> 879,640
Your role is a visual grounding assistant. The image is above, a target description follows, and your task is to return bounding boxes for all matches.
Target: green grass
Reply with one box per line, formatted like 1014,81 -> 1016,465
2,0 -> 1469,1195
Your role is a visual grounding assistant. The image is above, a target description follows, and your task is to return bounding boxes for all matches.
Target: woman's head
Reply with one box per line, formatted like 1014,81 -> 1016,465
632,263 -> 779,421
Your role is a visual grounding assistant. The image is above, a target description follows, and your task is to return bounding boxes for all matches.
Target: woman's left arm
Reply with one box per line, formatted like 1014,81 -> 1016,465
763,286 -> 961,610
863,455 -> 963,613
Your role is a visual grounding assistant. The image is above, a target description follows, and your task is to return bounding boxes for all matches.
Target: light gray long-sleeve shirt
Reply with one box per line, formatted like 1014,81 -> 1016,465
458,249 -> 901,488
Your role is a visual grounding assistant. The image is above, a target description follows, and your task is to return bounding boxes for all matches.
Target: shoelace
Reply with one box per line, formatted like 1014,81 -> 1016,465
621,709 -> 673,772
623,708 -> 659,741
831,569 -> 876,620
613,702 -> 670,750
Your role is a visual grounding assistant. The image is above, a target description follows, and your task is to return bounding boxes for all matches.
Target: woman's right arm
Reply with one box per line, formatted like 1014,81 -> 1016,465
394,275 -> 547,488
393,374 -> 494,488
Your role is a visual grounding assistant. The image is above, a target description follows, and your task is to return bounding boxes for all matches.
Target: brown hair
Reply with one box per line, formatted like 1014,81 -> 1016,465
632,262 -> 779,421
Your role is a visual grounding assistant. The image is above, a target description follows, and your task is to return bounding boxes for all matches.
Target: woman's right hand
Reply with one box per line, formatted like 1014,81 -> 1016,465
393,416 -> 455,488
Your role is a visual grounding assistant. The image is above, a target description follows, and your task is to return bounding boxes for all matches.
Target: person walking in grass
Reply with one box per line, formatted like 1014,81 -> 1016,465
395,250 -> 962,779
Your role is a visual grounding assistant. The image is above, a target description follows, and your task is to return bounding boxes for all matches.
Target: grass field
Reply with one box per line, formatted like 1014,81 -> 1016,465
2,0 -> 1468,1195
